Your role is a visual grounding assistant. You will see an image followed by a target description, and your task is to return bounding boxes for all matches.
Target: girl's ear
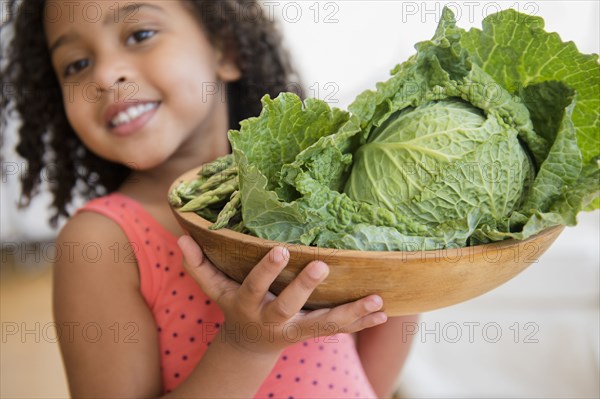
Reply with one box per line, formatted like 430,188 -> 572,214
216,49 -> 241,82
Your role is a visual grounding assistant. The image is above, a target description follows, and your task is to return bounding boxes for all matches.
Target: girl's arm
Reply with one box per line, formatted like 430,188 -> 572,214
55,212 -> 387,398
54,212 -> 279,398
356,315 -> 420,398
53,211 -> 163,397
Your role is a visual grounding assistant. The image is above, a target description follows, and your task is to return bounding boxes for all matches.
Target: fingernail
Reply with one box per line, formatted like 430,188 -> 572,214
307,262 -> 328,279
367,296 -> 383,312
176,235 -> 188,249
375,313 -> 388,324
177,236 -> 202,266
273,246 -> 289,263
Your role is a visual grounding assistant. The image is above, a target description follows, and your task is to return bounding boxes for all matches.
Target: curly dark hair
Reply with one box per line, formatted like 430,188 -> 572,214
0,0 -> 303,227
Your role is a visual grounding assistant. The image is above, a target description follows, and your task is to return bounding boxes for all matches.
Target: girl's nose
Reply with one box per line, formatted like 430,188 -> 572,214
92,54 -> 134,95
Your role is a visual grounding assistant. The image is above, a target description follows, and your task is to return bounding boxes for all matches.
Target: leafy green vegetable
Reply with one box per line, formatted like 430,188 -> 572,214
461,10 -> 599,164
170,7 -> 599,251
460,9 -> 600,210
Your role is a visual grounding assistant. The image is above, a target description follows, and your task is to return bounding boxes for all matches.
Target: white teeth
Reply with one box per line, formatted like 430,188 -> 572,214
110,102 -> 158,127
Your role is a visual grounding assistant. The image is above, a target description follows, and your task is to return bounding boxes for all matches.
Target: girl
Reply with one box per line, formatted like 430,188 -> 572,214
1,0 -> 417,397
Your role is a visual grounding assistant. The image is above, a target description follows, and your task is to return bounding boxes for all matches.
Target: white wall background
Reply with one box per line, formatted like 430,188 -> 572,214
1,1 -> 599,397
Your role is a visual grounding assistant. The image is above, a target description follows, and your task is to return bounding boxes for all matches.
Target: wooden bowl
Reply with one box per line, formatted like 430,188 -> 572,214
170,168 -> 564,316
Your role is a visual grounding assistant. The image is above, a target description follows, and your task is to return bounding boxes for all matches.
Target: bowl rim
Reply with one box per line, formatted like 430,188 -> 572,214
170,166 -> 565,261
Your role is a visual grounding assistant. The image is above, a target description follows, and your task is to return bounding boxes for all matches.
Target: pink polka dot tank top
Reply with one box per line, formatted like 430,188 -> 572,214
77,193 -> 376,398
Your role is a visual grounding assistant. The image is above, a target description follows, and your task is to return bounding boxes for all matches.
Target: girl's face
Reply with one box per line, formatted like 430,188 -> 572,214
44,0 -> 240,170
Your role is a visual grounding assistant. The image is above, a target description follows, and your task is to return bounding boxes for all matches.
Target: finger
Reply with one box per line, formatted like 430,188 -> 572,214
177,235 -> 238,301
336,311 -> 388,334
237,246 -> 290,306
265,261 -> 329,321
306,295 -> 385,333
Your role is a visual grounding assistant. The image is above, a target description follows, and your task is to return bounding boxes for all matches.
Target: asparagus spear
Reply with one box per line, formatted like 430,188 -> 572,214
197,166 -> 238,192
170,154 -> 243,230
179,176 -> 237,212
197,154 -> 233,177
211,190 -> 241,230
168,183 -> 185,207
169,155 -> 236,203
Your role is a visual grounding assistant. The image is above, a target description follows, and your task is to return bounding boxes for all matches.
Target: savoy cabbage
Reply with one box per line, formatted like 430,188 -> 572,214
172,8 -> 599,251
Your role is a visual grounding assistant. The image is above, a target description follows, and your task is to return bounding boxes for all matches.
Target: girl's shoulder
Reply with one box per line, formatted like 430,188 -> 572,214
55,192 -> 180,297
55,197 -> 141,288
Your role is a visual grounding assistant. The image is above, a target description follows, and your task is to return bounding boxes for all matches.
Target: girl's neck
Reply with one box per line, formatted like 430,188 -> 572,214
118,142 -> 229,237
116,117 -> 231,237
118,137 -> 230,207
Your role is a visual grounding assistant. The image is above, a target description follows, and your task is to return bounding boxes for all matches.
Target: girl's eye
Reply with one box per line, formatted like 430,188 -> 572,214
126,30 -> 157,45
60,30 -> 156,78
64,59 -> 90,77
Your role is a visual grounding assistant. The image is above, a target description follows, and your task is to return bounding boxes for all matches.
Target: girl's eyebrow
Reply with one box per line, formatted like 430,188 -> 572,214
49,2 -> 165,55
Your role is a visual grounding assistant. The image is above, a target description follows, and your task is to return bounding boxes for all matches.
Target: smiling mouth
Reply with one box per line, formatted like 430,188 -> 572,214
108,101 -> 160,128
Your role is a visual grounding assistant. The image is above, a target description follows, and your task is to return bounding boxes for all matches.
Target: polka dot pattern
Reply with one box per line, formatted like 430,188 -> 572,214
78,193 -> 376,398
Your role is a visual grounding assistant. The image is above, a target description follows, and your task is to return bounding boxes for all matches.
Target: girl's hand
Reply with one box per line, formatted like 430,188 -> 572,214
177,235 -> 387,356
